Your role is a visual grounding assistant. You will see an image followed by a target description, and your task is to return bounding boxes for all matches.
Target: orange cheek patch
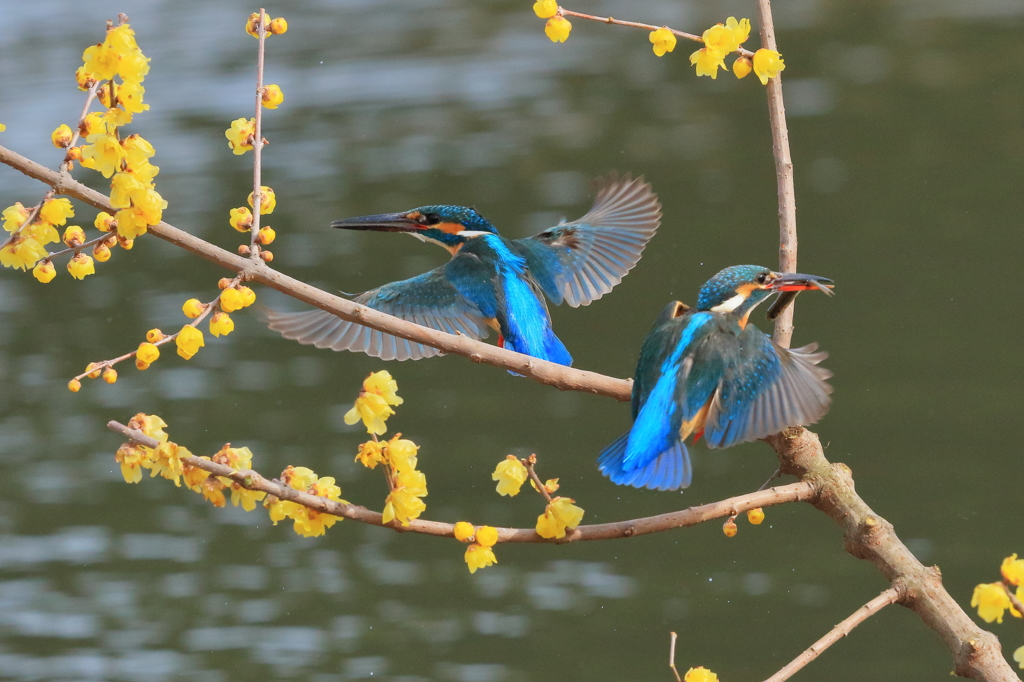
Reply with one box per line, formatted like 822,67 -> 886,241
437,222 -> 464,235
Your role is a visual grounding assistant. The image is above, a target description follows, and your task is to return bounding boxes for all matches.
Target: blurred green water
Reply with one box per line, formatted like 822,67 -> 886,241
1,1 -> 1023,680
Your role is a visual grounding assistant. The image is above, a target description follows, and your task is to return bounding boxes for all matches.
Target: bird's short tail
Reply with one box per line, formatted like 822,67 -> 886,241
597,432 -> 691,491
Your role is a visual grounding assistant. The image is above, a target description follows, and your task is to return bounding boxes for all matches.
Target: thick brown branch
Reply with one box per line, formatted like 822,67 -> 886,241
767,428 -> 1020,681
763,586 -> 901,682
0,144 -> 631,402
107,420 -> 814,543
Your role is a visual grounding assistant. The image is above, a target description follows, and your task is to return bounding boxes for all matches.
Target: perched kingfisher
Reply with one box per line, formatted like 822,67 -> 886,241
265,174 -> 661,366
598,265 -> 835,491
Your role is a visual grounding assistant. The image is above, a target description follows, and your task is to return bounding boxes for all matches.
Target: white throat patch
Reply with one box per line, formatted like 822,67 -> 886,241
710,292 -> 746,313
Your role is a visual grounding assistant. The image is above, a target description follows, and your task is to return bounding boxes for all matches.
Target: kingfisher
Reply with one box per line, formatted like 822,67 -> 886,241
598,265 -> 835,491
265,174 -> 661,366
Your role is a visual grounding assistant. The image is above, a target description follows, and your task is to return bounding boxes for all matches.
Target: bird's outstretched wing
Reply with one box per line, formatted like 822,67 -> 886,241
515,173 -> 661,308
263,267 -> 491,361
702,327 -> 833,449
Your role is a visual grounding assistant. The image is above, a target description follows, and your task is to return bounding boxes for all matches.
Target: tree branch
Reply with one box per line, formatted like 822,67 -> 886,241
0,143 -> 632,402
763,586 -> 901,682
107,420 -> 815,543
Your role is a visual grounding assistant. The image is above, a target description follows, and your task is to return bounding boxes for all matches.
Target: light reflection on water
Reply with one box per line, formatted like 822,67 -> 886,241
2,0 -> 1023,679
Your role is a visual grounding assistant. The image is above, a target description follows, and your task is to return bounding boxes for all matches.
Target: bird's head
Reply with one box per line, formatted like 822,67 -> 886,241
696,264 -> 834,323
331,204 -> 498,253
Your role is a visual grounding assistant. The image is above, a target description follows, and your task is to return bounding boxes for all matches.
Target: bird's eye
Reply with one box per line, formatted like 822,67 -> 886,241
422,212 -> 441,225
756,272 -> 769,284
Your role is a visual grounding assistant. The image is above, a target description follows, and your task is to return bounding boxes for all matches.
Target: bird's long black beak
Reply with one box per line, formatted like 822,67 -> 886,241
330,212 -> 424,233
770,272 -> 835,296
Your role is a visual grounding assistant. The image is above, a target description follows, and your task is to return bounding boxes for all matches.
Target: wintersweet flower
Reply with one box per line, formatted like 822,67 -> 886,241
3,203 -> 30,232
291,476 -> 344,537
1001,554 -> 1024,586
219,288 -> 244,312
530,477 -> 560,494
75,66 -> 95,90
81,133 -> 127,178
269,17 -> 288,35
102,106 -> 134,129
81,112 -> 106,137
117,49 -> 151,84
355,440 -> 385,469
115,443 -> 148,483
229,207 -> 253,232
237,286 -> 257,307
533,0 -> 557,19
28,222 -> 59,246
753,48 -> 785,85
1014,645 -> 1024,669
971,582 -> 1012,623
93,243 -> 112,263
182,298 -> 205,319
67,253 -> 96,279
175,325 -> 205,360
137,342 -> 160,363
245,11 -> 272,38
102,367 -> 117,384
114,206 -> 152,240
257,226 -> 276,244
130,413 -> 168,441
149,441 -> 188,486
545,16 -> 571,43
385,436 -> 418,472
63,225 -> 86,247
747,507 -> 765,525
492,455 -> 528,496
183,459 -> 212,492
476,526 -> 498,548
110,172 -> 144,209
690,48 -> 727,79
733,56 -> 753,79
117,80 -> 148,114
82,42 -> 118,81
39,198 -> 74,226
281,465 -> 318,491
383,486 -> 427,527
33,259 -> 56,283
0,123 -> 5,131
464,543 -> 497,573
146,328 -> 164,343
535,497 -> 584,539
266,498 -> 302,526
226,117 -> 256,155
209,312 -> 234,337
106,24 -> 139,56
454,522 -> 475,542
0,236 -> 47,271
262,84 -> 284,109
684,667 -> 718,682
345,370 -> 403,435
122,134 -> 155,166
230,483 -> 267,512
649,28 -> 677,57
199,475 -> 227,507
723,519 -> 738,536
51,124 -> 73,148
68,379 -> 82,392
248,186 -> 277,215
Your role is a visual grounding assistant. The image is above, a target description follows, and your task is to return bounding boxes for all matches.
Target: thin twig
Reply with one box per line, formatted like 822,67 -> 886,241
106,420 -> 815,543
0,143 -> 633,401
249,9 -> 266,255
763,586 -> 901,682
669,632 -> 682,682
1004,582 -> 1024,617
524,454 -> 553,504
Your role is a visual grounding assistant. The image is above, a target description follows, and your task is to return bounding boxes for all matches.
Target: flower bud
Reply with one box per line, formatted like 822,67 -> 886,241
269,17 -> 288,34
51,124 -> 74,148
102,367 -> 117,384
68,379 -> 82,392
182,298 -> 205,319
146,328 -> 164,343
723,519 -> 738,537
32,259 -> 56,283
259,250 -> 273,262
257,226 -> 276,244
63,225 -> 86,247
93,242 -> 112,263
746,508 -> 765,525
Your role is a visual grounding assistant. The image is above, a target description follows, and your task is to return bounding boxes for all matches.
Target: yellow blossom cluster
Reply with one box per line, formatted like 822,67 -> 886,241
536,496 -> 584,539
970,553 -> 1024,624
689,17 -> 750,80
355,434 -> 428,527
684,667 -> 718,682
245,11 -> 288,38
172,285 -> 255,361
1,199 -> 67,271
265,464 -> 347,537
114,413 -> 192,485
453,522 -> 499,574
345,370 -> 404,435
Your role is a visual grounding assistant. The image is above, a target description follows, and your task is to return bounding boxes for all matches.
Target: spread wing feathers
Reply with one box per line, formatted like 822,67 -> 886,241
262,268 -> 491,362
598,432 -> 691,491
702,329 -> 833,449
518,173 -> 661,308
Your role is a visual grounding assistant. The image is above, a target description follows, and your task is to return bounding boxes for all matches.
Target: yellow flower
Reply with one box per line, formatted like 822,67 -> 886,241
385,436 -> 418,472
747,507 -> 765,525
690,48 -> 727,79
702,25 -> 735,58
230,484 -> 267,512
245,11 -> 271,38
93,243 -> 112,263
122,134 -> 155,167
117,49 -> 151,83
110,172 -> 144,209
476,526 -> 498,548
344,371 -> 403,435
492,455 -> 528,496
102,106 -> 133,130
39,198 -> 75,226
238,286 -> 257,307
684,667 -> 718,682
266,498 -> 302,525
535,497 -> 584,539
0,123 -> 5,131
262,84 -> 285,109
1001,554 -> 1024,586
753,48 -> 785,85
290,475 -> 345,536
723,519 -> 738,536
82,133 -> 129,178
137,342 -> 160,363
281,465 -> 318,491
176,325 -> 205,360
67,253 -> 96,279
51,124 -> 73,148
113,207 -> 151,240
1014,645 -> 1024,669
115,443 -> 148,484
365,370 -> 402,404
229,207 -> 253,232
117,80 -> 148,114
209,312 -> 234,337
218,287 -> 243,313
182,458 -> 211,491
464,543 -> 497,574
454,521 -> 475,542
199,476 -> 227,507
149,442 -> 187,486
269,17 -> 289,35
182,298 -> 205,319
63,225 -> 86,247
395,467 -> 428,496
0,236 -> 48,271
146,328 -> 164,343
68,379 -> 81,392
649,28 -> 677,57
533,0 -> 558,19
258,226 -> 276,244
226,117 -> 256,155
733,56 -> 753,79
82,42 -> 118,81
545,16 -> 571,43
27,221 -> 59,245
33,259 -> 56,283
2,203 -> 31,232
971,582 -> 1012,623
382,475 -> 427,527
726,17 -> 751,47
82,112 -> 106,137
106,24 -> 139,56
248,186 -> 277,215
355,440 -> 385,469
133,413 -> 169,442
